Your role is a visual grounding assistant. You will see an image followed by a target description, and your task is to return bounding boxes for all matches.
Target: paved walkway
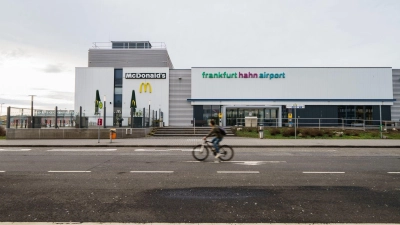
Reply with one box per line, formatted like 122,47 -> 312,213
1,136 -> 400,148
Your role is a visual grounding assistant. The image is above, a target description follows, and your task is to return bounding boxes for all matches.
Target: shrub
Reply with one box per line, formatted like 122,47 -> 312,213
269,128 -> 281,136
0,126 -> 5,136
282,128 -> 295,137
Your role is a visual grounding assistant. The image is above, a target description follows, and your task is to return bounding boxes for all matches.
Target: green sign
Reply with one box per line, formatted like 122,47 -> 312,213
99,102 -> 103,109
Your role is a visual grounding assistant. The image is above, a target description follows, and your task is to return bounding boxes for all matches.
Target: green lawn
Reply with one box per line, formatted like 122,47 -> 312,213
233,127 -> 400,139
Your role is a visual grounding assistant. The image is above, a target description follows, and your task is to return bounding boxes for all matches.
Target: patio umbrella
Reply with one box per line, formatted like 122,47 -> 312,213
95,90 -> 100,115
130,90 -> 137,114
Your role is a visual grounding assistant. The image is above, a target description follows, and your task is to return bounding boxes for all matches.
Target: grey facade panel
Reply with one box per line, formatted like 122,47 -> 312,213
88,49 -> 174,68
392,69 -> 400,121
169,69 -> 193,126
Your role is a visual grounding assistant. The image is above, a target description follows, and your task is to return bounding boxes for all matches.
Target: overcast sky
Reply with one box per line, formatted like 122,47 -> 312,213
0,0 -> 399,112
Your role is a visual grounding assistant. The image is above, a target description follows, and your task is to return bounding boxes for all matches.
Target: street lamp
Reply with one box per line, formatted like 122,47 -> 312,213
148,100 -> 151,127
28,95 -> 36,128
293,103 -> 297,139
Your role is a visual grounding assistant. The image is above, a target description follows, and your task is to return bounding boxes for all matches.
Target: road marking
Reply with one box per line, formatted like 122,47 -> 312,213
168,148 -> 193,151
134,149 -> 168,152
232,161 -> 286,165
0,171 -> 5,173
388,172 -> 400,174
47,149 -> 117,152
217,171 -> 260,174
130,171 -> 174,173
0,149 -> 31,151
48,171 -> 91,173
303,172 -> 345,174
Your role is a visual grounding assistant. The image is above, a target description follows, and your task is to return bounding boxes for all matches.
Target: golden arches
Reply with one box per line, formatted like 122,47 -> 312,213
139,82 -> 152,93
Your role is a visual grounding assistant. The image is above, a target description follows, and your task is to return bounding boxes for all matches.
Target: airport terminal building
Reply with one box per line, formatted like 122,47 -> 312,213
75,41 -> 399,127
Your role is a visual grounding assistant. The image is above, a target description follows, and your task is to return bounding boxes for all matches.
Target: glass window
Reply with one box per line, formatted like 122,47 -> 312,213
137,43 -> 144,48
271,109 -> 277,118
114,87 -> 122,95
114,69 -> 123,87
128,42 -> 137,48
112,42 -> 124,49
114,94 -> 122,107
203,105 -> 211,121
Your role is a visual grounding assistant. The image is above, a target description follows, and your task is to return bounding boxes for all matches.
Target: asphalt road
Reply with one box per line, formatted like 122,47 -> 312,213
0,147 -> 399,223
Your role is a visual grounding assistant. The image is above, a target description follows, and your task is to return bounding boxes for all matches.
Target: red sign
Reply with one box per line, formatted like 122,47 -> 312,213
97,118 -> 103,126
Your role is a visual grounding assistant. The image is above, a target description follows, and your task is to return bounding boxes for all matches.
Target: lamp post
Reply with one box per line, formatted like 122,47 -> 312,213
148,100 -> 151,127
103,95 -> 106,128
293,103 -> 297,139
28,95 -> 36,128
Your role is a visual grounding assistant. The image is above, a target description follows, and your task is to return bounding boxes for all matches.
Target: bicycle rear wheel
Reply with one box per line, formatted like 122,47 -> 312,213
192,144 -> 209,161
218,145 -> 234,161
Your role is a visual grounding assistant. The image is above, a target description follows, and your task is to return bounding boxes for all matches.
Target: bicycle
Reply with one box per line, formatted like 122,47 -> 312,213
192,140 -> 234,161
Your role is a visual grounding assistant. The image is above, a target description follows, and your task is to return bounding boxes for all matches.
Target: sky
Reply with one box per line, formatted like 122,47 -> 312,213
0,0 -> 400,113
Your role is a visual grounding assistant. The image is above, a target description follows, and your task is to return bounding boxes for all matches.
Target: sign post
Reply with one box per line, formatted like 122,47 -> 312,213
97,103 -> 103,143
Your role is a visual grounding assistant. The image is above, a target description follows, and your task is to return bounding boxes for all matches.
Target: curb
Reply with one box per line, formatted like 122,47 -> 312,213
1,145 -> 400,148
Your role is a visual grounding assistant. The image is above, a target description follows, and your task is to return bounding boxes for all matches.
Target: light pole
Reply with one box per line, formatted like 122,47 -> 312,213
28,95 -> 36,128
148,100 -> 151,127
293,103 -> 297,139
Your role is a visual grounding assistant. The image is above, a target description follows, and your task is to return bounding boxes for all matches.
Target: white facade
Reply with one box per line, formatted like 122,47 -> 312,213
75,66 -> 394,127
122,67 -> 170,126
75,67 -> 170,127
191,67 -> 394,106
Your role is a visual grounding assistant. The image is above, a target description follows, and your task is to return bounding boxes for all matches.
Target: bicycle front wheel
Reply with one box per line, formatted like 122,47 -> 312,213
192,144 -> 209,161
219,145 -> 234,161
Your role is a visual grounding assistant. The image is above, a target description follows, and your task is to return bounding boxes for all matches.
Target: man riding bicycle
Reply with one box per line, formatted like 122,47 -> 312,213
203,120 -> 223,159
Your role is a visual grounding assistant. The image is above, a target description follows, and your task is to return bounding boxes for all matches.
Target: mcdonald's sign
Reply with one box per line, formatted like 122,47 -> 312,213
139,82 -> 152,93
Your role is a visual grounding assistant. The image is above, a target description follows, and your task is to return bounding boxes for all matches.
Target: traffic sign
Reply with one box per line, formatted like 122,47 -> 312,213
288,113 -> 292,119
97,118 -> 103,126
99,102 -> 103,109
218,113 -> 223,118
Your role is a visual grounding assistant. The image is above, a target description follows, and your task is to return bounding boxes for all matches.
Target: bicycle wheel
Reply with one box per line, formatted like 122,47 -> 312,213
192,144 -> 209,161
218,145 -> 234,161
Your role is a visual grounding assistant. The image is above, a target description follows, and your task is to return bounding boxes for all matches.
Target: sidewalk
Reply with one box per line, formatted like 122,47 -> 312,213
1,137 -> 400,148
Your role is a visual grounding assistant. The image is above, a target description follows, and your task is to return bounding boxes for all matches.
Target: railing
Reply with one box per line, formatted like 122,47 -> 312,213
91,42 -> 167,49
233,117 -> 393,130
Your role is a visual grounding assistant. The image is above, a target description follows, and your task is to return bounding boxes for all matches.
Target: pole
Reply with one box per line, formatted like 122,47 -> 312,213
131,107 -> 134,128
98,112 -> 100,143
380,104 -> 382,139
79,106 -> 82,129
29,95 -> 35,128
6,106 -> 10,128
149,101 -> 151,127
104,96 -> 107,128
55,106 -> 58,129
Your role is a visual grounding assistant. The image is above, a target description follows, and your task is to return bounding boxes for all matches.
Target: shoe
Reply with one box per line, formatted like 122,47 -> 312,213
215,153 -> 222,158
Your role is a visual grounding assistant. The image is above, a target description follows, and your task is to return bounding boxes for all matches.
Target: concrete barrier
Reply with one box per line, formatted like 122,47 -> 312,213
5,128 -> 153,139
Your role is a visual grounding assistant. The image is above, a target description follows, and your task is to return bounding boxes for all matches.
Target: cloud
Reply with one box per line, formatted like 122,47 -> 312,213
40,63 -> 66,73
0,48 -> 30,65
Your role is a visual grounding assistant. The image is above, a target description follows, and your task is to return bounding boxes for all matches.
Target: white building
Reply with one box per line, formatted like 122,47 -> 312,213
75,41 -> 396,128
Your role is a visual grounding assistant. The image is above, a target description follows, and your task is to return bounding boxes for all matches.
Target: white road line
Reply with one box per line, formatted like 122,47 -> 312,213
0,149 -> 31,151
0,171 -> 5,173
47,149 -> 117,152
130,171 -> 174,173
48,171 -> 91,173
217,171 -> 260,174
303,172 -> 345,174
388,172 -> 400,174
168,148 -> 193,151
134,149 -> 168,152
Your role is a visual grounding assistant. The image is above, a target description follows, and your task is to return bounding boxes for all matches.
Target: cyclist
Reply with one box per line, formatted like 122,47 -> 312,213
203,120 -> 223,159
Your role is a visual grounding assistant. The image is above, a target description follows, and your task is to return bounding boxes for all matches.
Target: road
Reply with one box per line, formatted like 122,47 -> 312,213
0,147 -> 399,223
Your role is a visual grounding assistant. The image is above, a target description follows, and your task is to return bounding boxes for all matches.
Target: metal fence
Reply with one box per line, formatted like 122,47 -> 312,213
235,117 -> 392,130
5,107 -> 163,129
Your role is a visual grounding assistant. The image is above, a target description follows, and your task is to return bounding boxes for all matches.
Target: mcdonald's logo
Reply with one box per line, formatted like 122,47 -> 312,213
139,82 -> 152,93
